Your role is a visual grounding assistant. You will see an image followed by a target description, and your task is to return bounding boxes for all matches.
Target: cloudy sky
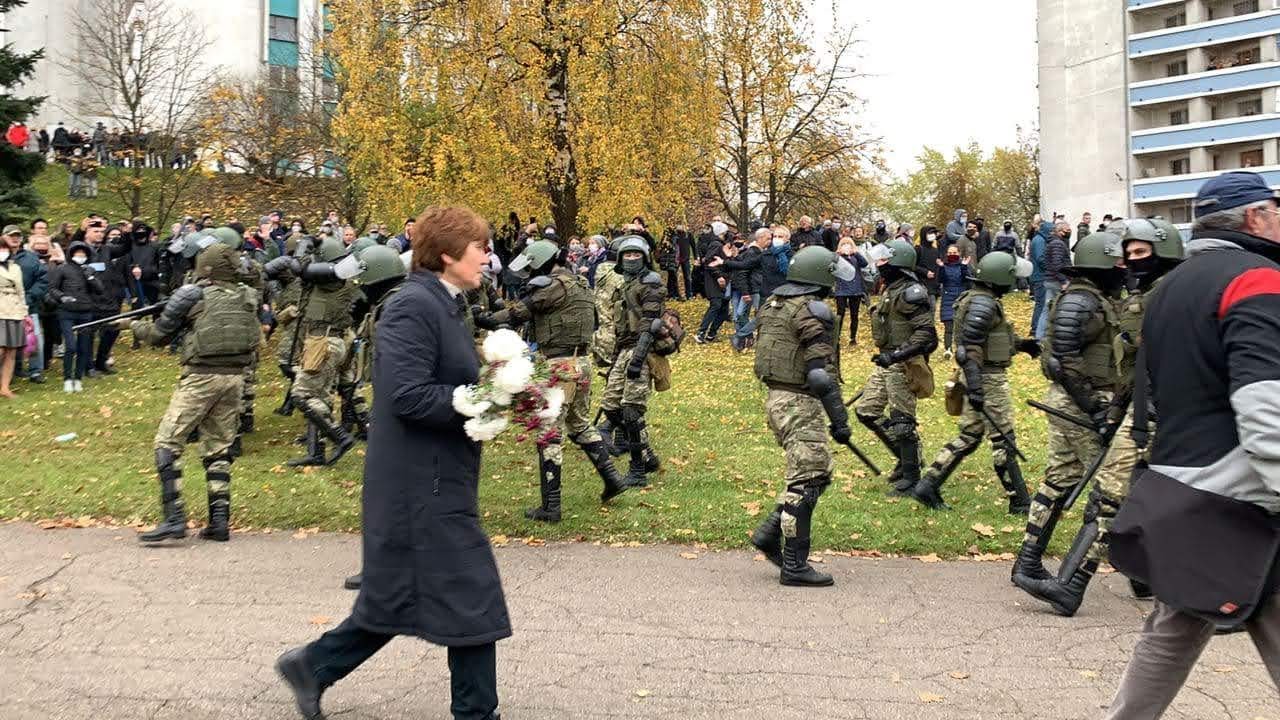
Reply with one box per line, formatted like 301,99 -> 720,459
812,1 -> 1039,173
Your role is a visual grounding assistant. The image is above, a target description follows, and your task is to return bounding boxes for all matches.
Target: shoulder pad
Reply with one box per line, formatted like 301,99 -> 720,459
806,300 -> 833,324
526,275 -> 553,289
967,292 -> 999,315
641,271 -> 663,286
902,283 -> 929,305
1058,289 -> 1101,317
172,283 -> 204,304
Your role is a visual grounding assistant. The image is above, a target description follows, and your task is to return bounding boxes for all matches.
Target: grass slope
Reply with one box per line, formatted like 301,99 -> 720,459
0,294 -> 1078,557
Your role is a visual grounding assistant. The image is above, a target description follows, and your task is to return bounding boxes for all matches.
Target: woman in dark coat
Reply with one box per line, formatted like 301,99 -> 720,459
277,206 -> 509,720
936,242 -> 973,356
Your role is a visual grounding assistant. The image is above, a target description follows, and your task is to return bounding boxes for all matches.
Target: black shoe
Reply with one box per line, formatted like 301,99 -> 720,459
525,458 -> 562,523
1011,539 -> 1053,586
275,647 -> 326,720
749,505 -> 784,568
343,573 -> 362,590
27,373 -> 45,384
140,505 -> 187,543
287,425 -> 327,467
582,440 -> 627,503
298,407 -> 356,466
96,365 -> 117,375
643,446 -> 661,473
621,460 -> 648,488
1021,561 -> 1097,617
229,435 -> 243,459
780,538 -> 833,587
275,395 -> 296,416
239,411 -> 255,434
909,477 -> 949,510
198,488 -> 230,542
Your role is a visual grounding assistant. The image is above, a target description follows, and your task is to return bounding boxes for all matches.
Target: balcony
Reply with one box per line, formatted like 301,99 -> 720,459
1132,163 -> 1280,201
1129,0 -> 1190,10
1130,10 -> 1280,58
1132,113 -> 1280,152
1131,61 -> 1280,103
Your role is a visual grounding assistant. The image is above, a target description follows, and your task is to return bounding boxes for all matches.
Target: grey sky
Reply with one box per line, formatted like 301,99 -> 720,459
813,1 -> 1039,171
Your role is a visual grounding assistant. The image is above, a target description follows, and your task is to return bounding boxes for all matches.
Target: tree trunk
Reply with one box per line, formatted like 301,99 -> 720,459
541,1 -> 578,236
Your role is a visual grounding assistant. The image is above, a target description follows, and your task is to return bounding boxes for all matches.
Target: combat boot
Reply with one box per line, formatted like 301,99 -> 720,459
581,440 -> 628,502
140,450 -> 187,543
525,456 -> 562,523
1023,560 -> 1098,617
749,504 -> 784,568
780,494 -> 833,587
909,473 -> 947,510
287,424 -> 327,467
239,409 -> 255,434
1011,494 -> 1065,585
199,478 -> 231,542
229,435 -> 243,459
597,410 -> 627,457
296,406 -> 355,466
998,459 -> 1032,516
621,408 -> 648,487
275,365 -> 296,416
1129,579 -> 1153,599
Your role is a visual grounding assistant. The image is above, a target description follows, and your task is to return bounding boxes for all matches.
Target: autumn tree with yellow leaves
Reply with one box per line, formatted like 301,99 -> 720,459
327,0 -> 716,235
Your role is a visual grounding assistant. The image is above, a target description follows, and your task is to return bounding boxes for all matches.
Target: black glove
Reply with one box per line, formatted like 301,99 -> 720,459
1017,338 -> 1042,358
626,359 -> 644,380
1090,406 -> 1111,434
830,423 -> 852,445
871,351 -> 896,368
967,389 -> 985,413
472,309 -> 501,331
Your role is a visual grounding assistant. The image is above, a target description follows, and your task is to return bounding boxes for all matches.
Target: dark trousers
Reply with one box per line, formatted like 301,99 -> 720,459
665,269 -> 680,299
93,319 -> 120,371
679,259 -> 692,299
835,295 -> 861,340
697,295 -> 728,338
942,319 -> 954,351
306,616 -> 498,720
57,311 -> 93,380
40,313 -> 60,368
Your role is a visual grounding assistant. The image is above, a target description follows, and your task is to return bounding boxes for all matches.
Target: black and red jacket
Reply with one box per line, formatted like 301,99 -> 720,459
1144,229 -> 1280,513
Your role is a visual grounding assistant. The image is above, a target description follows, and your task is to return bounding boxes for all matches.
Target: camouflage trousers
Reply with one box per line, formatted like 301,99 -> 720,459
923,370 -> 1015,481
600,346 -> 651,412
765,389 -> 834,538
1024,384 -> 1111,542
154,371 -> 243,483
855,363 -> 917,421
291,335 -> 347,420
275,320 -> 298,368
1085,406 -> 1148,563
544,355 -> 601,466
241,350 -> 258,416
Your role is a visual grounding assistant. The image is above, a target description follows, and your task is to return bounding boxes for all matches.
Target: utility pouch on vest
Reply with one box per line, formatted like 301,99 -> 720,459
648,354 -> 673,392
944,368 -> 964,416
301,335 -> 330,373
904,356 -> 934,399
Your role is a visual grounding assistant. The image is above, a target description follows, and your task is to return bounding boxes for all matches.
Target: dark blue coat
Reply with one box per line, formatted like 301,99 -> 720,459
937,262 -> 971,322
352,271 -> 512,647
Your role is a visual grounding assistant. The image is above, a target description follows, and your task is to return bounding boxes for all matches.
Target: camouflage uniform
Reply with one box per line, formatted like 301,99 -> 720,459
855,273 -> 937,492
480,265 -> 626,520
235,255 -> 265,446
913,284 -> 1033,512
133,245 -> 260,543
288,275 -> 358,466
599,268 -> 667,486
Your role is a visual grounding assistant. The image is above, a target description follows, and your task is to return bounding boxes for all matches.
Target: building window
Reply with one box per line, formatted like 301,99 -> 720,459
269,15 -> 298,42
1235,47 -> 1261,66
1170,201 -> 1192,224
1234,0 -> 1260,15
1166,59 -> 1188,77
1169,108 -> 1189,125
1241,149 -> 1265,167
1239,98 -> 1264,116
1170,157 -> 1191,175
1164,12 -> 1186,28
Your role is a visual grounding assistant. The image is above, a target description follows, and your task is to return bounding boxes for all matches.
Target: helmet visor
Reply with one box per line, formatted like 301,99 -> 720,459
832,256 -> 858,282
867,244 -> 893,265
508,252 -> 532,273
183,236 -> 216,259
333,254 -> 365,280
167,237 -> 186,255
400,250 -> 413,270
1015,257 -> 1033,279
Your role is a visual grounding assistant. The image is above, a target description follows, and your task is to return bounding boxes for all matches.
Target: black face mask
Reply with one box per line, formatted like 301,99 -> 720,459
880,264 -> 906,284
1088,267 -> 1127,297
1126,255 -> 1162,291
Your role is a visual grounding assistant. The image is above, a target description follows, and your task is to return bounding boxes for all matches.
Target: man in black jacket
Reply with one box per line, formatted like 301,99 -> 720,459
1102,171 -> 1280,715
673,225 -> 693,300
711,227 -> 768,352
695,230 -> 731,343
791,216 -> 823,250
83,221 -> 129,375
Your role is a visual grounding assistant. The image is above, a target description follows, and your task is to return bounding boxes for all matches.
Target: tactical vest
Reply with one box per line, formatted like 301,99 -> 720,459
952,288 -> 1014,367
615,273 -> 660,349
532,272 -> 595,354
591,264 -> 624,359
303,280 -> 355,334
1044,281 -> 1121,388
753,295 -> 809,388
181,283 -> 260,368
871,279 -> 921,350
357,284 -> 403,382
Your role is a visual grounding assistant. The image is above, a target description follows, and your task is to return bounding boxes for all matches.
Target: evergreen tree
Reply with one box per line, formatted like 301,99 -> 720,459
0,0 -> 45,225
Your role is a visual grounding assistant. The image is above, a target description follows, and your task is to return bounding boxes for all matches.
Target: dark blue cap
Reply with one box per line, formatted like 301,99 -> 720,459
1194,171 -> 1277,218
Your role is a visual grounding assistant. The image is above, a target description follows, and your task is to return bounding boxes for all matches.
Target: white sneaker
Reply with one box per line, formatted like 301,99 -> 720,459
73,380 -> 83,392
64,380 -> 74,393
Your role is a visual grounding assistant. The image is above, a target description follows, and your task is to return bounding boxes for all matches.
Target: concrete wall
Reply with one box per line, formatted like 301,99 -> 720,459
1038,0 -> 1133,220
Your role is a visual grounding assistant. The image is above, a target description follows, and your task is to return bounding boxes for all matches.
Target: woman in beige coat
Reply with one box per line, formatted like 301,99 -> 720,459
0,246 -> 27,397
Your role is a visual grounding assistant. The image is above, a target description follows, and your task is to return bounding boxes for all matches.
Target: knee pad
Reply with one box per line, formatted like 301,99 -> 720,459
855,413 -> 881,429
621,405 -> 645,428
155,447 -> 180,473
202,452 -> 233,471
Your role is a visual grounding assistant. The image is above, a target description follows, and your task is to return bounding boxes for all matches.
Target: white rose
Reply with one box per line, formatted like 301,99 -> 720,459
490,389 -> 512,407
537,386 -> 565,421
493,356 -> 534,395
452,385 -> 492,418
464,415 -> 509,442
482,329 -> 527,364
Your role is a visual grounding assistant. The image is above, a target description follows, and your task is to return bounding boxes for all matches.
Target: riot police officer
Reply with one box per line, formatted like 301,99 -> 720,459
596,236 -> 669,488
855,238 -> 938,496
750,246 -> 858,587
131,243 -> 261,543
477,240 -> 628,522
911,251 -> 1040,512
1011,231 -> 1125,590
591,237 -> 628,454
1018,218 -> 1184,616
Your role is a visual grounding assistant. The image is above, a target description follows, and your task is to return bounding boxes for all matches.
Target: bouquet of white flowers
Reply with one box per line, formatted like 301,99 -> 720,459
451,329 -> 585,445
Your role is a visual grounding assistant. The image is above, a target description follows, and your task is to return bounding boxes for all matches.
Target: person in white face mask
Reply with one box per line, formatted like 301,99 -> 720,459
46,242 -> 105,391
0,227 -> 30,397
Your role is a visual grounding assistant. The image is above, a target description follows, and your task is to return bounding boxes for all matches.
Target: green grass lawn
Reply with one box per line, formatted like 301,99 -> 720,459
0,294 -> 1080,557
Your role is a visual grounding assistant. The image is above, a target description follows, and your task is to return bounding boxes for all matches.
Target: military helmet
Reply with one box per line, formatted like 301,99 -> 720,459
786,246 -> 857,288
195,243 -> 239,282
615,235 -> 650,260
342,245 -> 407,286
975,251 -> 1019,287
1144,217 -> 1186,261
209,226 -> 243,251
349,236 -> 377,255
882,238 -> 917,269
511,239 -> 560,274
316,236 -> 348,263
1070,231 -> 1124,270
178,229 -> 213,259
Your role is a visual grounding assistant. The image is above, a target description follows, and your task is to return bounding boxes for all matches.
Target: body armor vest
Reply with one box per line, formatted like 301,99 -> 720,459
754,295 -> 810,388
1114,285 -> 1152,382
871,279 -> 920,350
532,271 -> 595,354
953,288 -> 1014,367
303,280 -> 355,334
1044,282 -> 1121,388
615,275 -> 659,349
181,283 -> 260,368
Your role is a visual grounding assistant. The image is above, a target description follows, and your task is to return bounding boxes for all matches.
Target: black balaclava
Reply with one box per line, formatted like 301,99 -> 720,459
1081,267 -> 1126,297
879,264 -> 906,284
